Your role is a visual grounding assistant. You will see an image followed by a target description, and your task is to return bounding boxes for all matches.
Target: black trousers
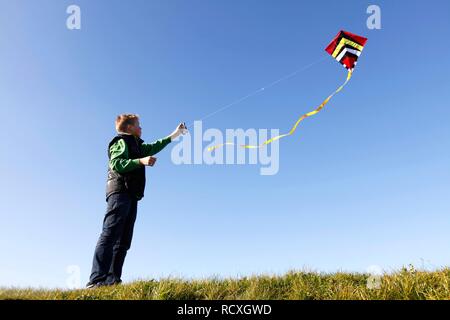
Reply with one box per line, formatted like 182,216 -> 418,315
88,192 -> 138,285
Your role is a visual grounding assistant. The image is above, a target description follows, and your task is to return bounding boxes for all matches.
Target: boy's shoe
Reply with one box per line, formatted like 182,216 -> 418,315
105,278 -> 122,286
85,281 -> 106,289
85,278 -> 122,288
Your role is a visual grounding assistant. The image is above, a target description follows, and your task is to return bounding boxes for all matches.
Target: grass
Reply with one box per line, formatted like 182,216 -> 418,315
1,266 -> 450,300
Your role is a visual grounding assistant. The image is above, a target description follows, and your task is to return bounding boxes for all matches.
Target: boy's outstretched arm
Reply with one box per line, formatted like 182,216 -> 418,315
141,136 -> 172,157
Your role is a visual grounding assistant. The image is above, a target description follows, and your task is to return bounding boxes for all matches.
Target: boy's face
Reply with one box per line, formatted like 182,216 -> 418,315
127,120 -> 142,138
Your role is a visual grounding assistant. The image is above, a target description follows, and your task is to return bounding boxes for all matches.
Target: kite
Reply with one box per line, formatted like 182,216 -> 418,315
325,30 -> 368,71
207,30 -> 367,151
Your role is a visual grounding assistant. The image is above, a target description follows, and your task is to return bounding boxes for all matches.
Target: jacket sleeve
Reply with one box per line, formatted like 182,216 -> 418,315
109,139 -> 142,174
141,136 -> 172,157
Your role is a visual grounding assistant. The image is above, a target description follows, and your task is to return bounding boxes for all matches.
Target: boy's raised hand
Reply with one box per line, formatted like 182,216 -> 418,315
169,122 -> 188,141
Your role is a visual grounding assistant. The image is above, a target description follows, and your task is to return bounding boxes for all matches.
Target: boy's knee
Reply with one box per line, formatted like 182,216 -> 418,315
98,230 -> 121,246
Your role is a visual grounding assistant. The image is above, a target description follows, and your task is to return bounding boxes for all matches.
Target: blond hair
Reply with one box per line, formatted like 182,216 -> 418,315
115,114 -> 140,133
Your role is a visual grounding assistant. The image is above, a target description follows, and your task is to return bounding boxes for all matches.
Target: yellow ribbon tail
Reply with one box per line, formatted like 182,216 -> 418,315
208,70 -> 353,151
207,142 -> 236,152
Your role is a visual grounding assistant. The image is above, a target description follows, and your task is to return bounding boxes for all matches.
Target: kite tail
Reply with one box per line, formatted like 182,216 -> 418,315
207,69 -> 353,152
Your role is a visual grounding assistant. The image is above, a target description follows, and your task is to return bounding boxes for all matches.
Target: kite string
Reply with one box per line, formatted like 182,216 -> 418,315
207,69 -> 353,151
186,56 -> 327,129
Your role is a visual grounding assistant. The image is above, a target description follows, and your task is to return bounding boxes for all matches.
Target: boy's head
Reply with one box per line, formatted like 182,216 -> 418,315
115,114 -> 142,138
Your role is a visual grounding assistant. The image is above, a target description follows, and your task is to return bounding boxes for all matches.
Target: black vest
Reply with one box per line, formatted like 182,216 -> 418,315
105,134 -> 146,201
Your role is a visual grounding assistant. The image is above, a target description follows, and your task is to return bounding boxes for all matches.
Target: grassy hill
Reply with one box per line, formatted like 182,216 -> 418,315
1,267 -> 450,300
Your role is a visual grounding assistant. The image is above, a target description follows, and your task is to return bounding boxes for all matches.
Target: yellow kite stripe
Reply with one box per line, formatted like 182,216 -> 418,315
332,38 -> 364,58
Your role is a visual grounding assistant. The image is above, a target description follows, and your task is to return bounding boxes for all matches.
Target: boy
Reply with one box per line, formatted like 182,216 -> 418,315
86,114 -> 186,288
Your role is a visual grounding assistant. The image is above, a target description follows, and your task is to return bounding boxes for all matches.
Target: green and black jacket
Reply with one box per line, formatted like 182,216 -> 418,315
105,132 -> 171,201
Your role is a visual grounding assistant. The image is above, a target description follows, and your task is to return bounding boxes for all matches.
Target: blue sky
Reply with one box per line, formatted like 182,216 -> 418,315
1,0 -> 450,289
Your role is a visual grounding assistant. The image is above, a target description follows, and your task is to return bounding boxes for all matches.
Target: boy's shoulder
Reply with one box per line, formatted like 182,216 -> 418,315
108,136 -> 125,148
108,137 -> 129,157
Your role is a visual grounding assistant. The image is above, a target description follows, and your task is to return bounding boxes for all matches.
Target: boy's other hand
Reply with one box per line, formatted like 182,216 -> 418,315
139,156 -> 157,166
